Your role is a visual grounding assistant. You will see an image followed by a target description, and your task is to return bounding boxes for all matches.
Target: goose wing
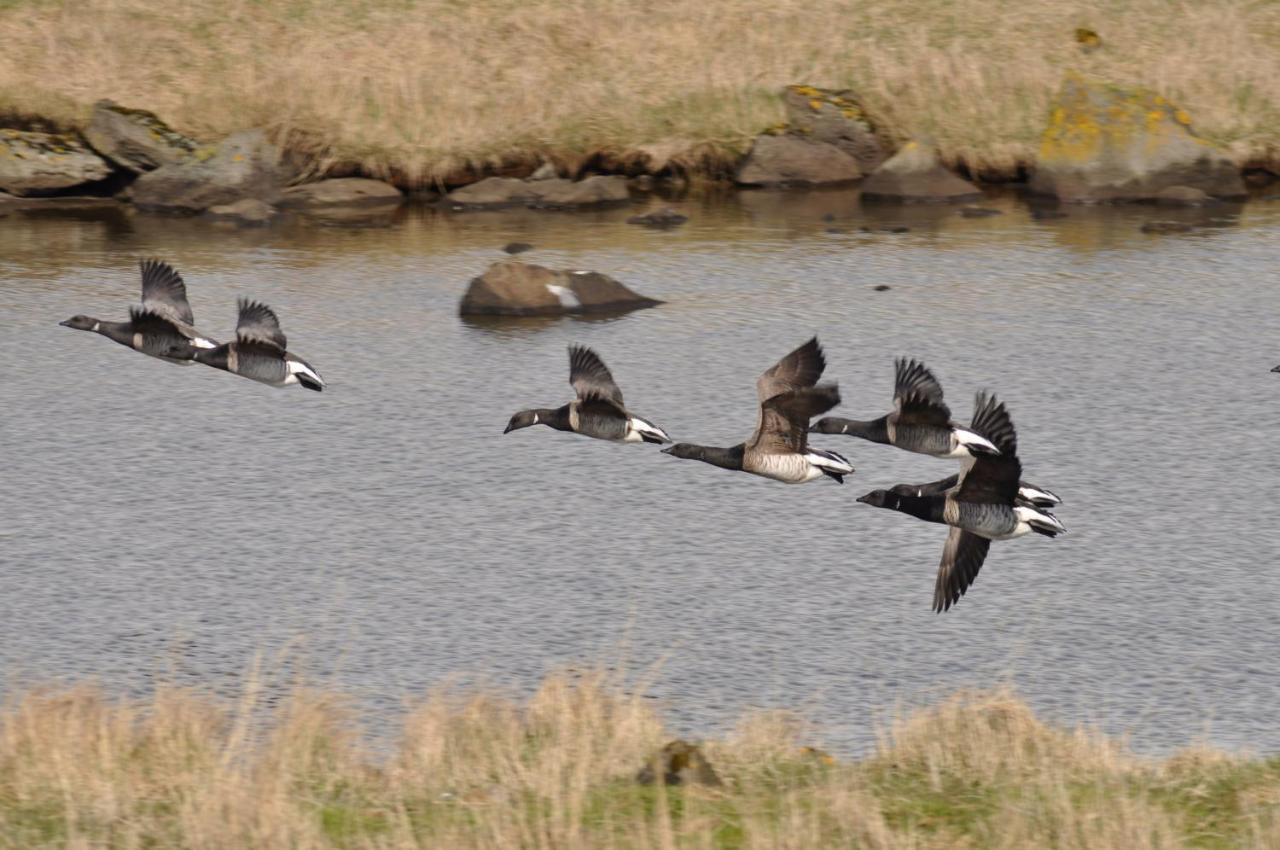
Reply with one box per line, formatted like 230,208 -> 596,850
892,358 -> 951,426
129,305 -> 181,337
890,474 -> 960,499
235,299 -> 287,350
748,384 -> 840,454
934,527 -> 991,612
568,345 -> 624,407
139,259 -> 195,326
954,392 -> 1021,504
756,337 -> 825,403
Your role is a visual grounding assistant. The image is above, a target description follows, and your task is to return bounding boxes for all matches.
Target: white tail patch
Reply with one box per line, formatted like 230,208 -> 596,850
287,359 -> 325,388
1018,484 -> 1061,506
545,284 -> 581,309
628,416 -> 671,443
805,450 -> 854,475
1015,506 -> 1067,534
953,428 -> 999,456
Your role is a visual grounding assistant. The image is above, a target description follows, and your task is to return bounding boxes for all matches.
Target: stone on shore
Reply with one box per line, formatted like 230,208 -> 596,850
203,198 -> 278,226
278,177 -> 403,209
1029,73 -> 1246,203
446,175 -> 629,208
635,741 -> 722,787
781,84 -> 891,174
735,135 -> 862,187
459,260 -> 662,317
131,129 -> 284,214
83,100 -> 198,173
859,141 -> 981,202
0,129 -> 114,196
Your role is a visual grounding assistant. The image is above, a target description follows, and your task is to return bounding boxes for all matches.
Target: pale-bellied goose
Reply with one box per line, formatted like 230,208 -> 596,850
890,474 -> 1062,509
661,337 -> 854,483
811,358 -> 998,458
504,345 -> 670,443
59,259 -> 218,364
856,392 -> 1065,612
180,299 -> 324,391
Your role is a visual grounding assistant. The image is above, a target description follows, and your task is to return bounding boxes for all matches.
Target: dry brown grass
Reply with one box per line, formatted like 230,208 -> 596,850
2,672 -> 1279,849
0,0 -> 1278,185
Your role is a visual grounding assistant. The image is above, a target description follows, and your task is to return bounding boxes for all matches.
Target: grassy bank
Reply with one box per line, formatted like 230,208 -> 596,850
1,672 -> 1279,849
0,0 -> 1278,186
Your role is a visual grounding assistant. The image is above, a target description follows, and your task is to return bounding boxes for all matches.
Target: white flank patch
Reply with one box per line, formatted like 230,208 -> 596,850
92,321 -> 101,332
545,284 -> 581,309
953,428 -> 999,456
532,412 -> 540,424
193,337 -> 217,349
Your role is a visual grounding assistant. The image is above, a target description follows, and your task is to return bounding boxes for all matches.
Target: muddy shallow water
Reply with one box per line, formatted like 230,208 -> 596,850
3,189 -> 1280,753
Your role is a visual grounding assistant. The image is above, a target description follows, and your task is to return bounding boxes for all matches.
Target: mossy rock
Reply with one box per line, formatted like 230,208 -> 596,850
781,84 -> 890,173
1029,73 -> 1245,202
0,129 -> 114,196
735,135 -> 862,187
84,100 -> 198,174
130,129 -> 283,213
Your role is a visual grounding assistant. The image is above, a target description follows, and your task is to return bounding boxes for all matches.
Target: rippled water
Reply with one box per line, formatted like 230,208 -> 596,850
3,190 -> 1280,753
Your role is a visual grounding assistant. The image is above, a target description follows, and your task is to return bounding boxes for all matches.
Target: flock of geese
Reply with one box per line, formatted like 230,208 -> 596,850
63,260 -> 1066,613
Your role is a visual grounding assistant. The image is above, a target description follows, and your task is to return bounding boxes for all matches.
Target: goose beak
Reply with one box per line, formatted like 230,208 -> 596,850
58,319 -> 72,327
660,446 -> 675,454
1272,365 -> 1280,373
855,493 -> 872,504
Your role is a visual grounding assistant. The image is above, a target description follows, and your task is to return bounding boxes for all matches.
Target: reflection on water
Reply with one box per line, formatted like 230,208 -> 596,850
2,190 -> 1280,754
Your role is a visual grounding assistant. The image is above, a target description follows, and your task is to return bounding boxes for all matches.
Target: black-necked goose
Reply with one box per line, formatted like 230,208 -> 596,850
59,259 -> 218,364
504,345 -> 671,443
856,392 -> 1065,612
180,299 -> 324,391
811,358 -> 999,458
890,474 -> 1062,509
661,337 -> 854,484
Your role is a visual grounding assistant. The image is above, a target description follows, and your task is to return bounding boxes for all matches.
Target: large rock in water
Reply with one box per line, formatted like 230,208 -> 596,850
130,129 -> 284,213
781,84 -> 891,173
83,100 -> 198,173
859,141 -> 981,202
446,175 -> 628,208
459,261 -> 662,317
0,129 -> 114,196
1029,73 -> 1246,202
278,177 -> 402,209
735,135 -> 862,187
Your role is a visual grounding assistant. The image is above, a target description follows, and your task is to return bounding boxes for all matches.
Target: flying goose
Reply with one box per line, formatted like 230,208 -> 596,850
811,358 -> 999,458
179,299 -> 324,390
504,345 -> 671,443
59,259 -> 218,364
855,392 -> 1065,612
889,475 -> 1062,509
661,338 -> 854,483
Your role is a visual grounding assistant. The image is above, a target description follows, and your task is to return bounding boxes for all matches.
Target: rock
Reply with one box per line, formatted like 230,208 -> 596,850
781,85 -> 890,173
447,175 -> 629,208
859,141 -> 981,202
1140,221 -> 1195,234
277,178 -> 402,209
960,207 -> 1002,218
530,162 -> 558,180
502,242 -> 534,255
131,129 -> 284,214
635,741 -> 722,787
83,100 -> 198,173
1029,73 -> 1247,203
1153,185 -> 1212,206
859,225 -> 910,233
736,135 -> 862,187
873,284 -> 891,291
459,260 -> 662,317
0,129 -> 115,196
1031,208 -> 1068,220
203,198 -> 277,226
627,207 -> 688,229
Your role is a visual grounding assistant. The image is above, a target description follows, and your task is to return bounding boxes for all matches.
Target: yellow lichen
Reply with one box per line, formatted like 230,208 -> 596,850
808,99 -> 823,111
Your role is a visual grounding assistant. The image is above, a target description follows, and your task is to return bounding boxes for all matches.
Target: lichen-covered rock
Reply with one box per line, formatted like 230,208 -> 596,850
782,84 -> 891,173
83,100 -> 198,173
859,141 -> 981,202
635,741 -> 722,787
131,129 -> 283,214
736,135 -> 862,186
203,198 -> 278,226
447,175 -> 629,208
459,260 -> 662,317
278,177 -> 402,209
1029,73 -> 1246,203
0,129 -> 115,196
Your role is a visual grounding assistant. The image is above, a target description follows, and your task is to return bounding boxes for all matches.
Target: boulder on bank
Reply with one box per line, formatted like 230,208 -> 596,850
277,177 -> 402,209
130,129 -> 284,214
735,135 -> 862,187
859,141 -> 981,202
446,175 -> 629,208
83,100 -> 198,173
0,129 -> 114,196
459,260 -> 662,317
1029,73 -> 1246,203
781,84 -> 891,174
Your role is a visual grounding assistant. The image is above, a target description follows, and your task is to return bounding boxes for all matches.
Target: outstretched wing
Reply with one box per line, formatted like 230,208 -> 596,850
568,345 -> 624,407
756,337 -> 825,402
892,358 -> 951,426
890,474 -> 960,499
934,527 -> 991,613
955,392 -> 1021,504
139,259 -> 195,326
235,299 -> 287,350
749,383 -> 840,454
129,306 -> 181,337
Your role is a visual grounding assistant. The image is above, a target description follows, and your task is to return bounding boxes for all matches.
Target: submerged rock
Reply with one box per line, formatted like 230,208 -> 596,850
459,260 -> 662,317
859,141 -> 981,202
203,198 -> 278,226
1029,73 -> 1246,203
960,206 -> 1003,218
0,129 -> 114,196
447,175 -> 628,208
1140,220 -> 1195,234
131,129 -> 284,213
84,100 -> 198,173
735,135 -> 862,187
627,207 -> 688,228
781,84 -> 890,174
502,242 -> 534,255
277,178 -> 402,209
635,740 -> 722,787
